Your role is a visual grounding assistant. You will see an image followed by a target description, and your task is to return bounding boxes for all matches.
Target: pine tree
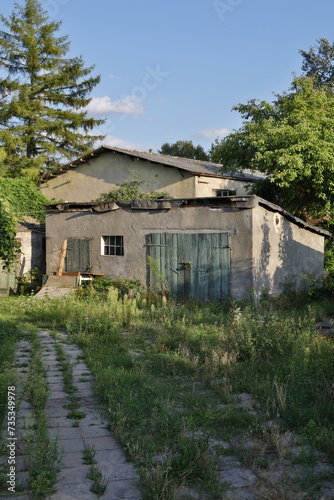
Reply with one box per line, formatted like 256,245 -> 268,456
0,0 -> 105,176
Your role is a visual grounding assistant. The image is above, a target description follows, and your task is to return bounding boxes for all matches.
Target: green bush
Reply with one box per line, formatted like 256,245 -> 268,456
16,267 -> 42,295
79,276 -> 142,299
307,271 -> 334,300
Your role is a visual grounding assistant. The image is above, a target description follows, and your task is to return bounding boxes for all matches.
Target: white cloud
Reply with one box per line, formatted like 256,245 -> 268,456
84,96 -> 144,117
193,128 -> 229,140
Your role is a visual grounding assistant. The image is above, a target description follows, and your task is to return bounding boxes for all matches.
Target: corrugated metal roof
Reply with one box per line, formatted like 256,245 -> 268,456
41,145 -> 265,182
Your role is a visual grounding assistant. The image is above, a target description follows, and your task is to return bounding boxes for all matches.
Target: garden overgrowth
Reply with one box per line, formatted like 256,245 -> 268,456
0,288 -> 334,498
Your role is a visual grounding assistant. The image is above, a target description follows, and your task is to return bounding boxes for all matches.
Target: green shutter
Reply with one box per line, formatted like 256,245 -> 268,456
65,239 -> 91,272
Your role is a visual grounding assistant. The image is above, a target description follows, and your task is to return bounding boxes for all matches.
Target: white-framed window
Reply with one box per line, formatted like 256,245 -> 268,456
102,236 -> 124,256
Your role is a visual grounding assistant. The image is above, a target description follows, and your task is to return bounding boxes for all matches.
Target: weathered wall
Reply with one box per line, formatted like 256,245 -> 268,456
40,152 -> 197,202
46,204 -> 254,300
40,151 -> 252,202
17,229 -> 45,275
195,176 -> 251,197
251,204 -> 325,298
0,227 -> 45,295
17,230 -> 32,275
46,200 -> 326,300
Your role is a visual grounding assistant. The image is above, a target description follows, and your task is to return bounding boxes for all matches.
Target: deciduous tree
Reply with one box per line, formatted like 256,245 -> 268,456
159,140 -> 209,160
210,77 -> 334,224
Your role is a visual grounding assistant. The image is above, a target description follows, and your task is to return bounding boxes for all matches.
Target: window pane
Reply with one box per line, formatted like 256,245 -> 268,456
102,236 -> 124,256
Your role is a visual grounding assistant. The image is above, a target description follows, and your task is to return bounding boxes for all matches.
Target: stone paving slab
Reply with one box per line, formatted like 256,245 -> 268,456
60,450 -> 84,468
72,362 -> 89,370
46,406 -> 70,418
49,426 -> 82,440
58,437 -> 86,453
15,455 -> 28,472
47,390 -> 68,400
48,416 -> 77,428
44,360 -> 61,368
80,425 -> 111,439
103,479 -> 142,500
45,367 -> 63,374
94,448 -> 128,466
50,483 -> 98,500
101,462 -> 138,481
225,487 -> 257,499
18,401 -> 32,411
219,467 -> 257,488
82,436 -> 122,451
61,352 -> 82,360
77,411 -> 107,427
74,396 -> 96,406
57,465 -> 91,486
46,375 -> 63,383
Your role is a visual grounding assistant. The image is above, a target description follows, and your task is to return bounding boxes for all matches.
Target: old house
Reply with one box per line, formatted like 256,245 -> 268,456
0,217 -> 45,296
45,196 -> 330,301
40,146 -> 263,202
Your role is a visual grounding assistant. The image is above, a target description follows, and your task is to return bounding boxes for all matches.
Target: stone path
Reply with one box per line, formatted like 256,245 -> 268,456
2,330 -> 141,500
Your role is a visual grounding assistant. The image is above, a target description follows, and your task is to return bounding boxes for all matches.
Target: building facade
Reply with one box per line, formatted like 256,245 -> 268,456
45,196 -> 329,301
40,146 -> 263,203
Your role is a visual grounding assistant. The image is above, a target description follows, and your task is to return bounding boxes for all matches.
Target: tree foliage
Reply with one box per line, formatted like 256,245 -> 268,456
210,77 -> 334,224
159,140 -> 209,160
0,0 -> 105,177
300,38 -> 334,90
96,171 -> 169,202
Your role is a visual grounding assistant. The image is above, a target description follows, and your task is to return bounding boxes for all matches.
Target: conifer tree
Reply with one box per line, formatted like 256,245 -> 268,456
0,0 -> 105,176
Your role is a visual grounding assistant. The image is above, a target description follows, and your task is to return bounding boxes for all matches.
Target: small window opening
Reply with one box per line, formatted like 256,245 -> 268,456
213,189 -> 236,197
102,236 -> 124,256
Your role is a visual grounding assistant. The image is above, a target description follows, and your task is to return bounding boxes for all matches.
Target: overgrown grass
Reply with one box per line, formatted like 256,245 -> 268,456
0,289 -> 334,497
0,317 -> 20,427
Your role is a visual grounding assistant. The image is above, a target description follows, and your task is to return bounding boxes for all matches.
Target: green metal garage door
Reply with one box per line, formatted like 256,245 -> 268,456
147,232 -> 230,301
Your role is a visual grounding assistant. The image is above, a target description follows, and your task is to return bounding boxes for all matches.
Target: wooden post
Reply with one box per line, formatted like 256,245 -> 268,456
56,239 -> 68,276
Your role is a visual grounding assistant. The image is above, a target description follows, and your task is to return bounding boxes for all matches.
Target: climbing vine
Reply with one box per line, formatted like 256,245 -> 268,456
0,199 -> 21,269
0,178 -> 49,268
0,178 -> 49,222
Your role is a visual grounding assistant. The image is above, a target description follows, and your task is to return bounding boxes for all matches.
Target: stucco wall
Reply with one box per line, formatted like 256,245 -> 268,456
17,230 -> 45,275
40,151 -> 252,202
46,204 -> 254,299
46,201 -> 326,300
251,204 -> 325,298
41,152 -> 198,202
195,176 -> 251,197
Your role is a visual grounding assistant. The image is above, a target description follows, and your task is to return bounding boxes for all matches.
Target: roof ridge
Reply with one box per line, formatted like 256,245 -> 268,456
102,145 -> 220,166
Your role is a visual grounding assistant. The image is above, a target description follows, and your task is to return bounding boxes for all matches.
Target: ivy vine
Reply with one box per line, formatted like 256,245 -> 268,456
0,199 -> 21,269
0,178 -> 48,222
0,178 -> 49,268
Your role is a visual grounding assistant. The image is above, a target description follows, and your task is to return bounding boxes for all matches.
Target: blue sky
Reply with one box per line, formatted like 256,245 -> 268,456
1,0 -> 334,154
